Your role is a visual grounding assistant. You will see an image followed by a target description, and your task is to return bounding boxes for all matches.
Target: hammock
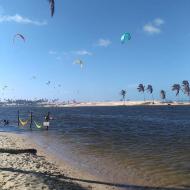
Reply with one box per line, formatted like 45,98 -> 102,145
34,121 -> 42,129
19,119 -> 28,126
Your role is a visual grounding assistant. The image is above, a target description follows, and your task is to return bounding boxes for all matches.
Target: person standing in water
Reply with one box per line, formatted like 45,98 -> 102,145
44,112 -> 50,130
3,120 -> 9,126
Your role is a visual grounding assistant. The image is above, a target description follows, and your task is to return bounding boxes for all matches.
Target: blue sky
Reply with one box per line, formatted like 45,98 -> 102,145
0,0 -> 190,101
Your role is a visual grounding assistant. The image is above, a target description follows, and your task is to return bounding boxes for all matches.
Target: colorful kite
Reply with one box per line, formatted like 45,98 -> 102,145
13,33 -> 25,43
74,59 -> 84,68
121,32 -> 131,44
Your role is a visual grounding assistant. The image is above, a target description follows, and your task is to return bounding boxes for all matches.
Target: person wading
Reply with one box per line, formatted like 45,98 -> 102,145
44,112 -> 50,130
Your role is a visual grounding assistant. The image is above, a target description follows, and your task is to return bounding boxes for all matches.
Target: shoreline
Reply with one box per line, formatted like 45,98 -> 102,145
2,100 -> 190,108
42,101 -> 190,107
0,132 -> 119,190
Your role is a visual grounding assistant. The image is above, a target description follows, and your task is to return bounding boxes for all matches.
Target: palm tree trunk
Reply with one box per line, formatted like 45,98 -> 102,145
177,95 -> 179,103
143,93 -> 145,102
152,94 -> 154,104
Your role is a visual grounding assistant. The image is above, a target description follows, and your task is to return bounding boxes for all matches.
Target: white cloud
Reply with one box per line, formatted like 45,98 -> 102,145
49,50 -> 57,55
62,51 -> 68,56
75,50 -> 92,56
56,56 -> 61,60
97,39 -> 111,47
127,84 -> 138,88
0,14 -> 47,26
154,18 -> 164,26
48,49 -> 92,63
143,18 -> 164,35
143,24 -> 161,34
0,6 -> 4,15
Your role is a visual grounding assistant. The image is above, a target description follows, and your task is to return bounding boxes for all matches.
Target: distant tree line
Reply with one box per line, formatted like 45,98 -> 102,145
120,80 -> 190,104
1,99 -> 49,105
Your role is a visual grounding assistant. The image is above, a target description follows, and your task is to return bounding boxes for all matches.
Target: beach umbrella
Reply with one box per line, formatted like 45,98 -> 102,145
121,32 -> 131,44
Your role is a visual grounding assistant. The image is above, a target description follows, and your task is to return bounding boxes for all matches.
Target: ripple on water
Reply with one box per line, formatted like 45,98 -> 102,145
1,106 -> 190,188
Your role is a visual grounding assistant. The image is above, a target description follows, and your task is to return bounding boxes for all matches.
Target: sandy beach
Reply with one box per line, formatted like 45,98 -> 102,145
0,132 -> 119,190
41,100 -> 190,108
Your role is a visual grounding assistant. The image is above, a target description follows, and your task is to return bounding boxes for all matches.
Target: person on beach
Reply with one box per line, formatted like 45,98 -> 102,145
3,120 -> 9,126
44,112 -> 51,130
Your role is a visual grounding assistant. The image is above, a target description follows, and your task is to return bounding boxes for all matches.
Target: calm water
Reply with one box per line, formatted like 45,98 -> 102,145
0,106 -> 190,189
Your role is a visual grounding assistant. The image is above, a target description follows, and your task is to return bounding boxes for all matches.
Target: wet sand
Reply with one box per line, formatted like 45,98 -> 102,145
0,132 -> 119,190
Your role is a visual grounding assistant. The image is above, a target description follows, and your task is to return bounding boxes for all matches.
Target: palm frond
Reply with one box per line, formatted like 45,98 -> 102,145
137,84 -> 145,92
147,85 -> 153,94
172,84 -> 180,96
120,89 -> 126,97
184,85 -> 190,96
160,90 -> 166,100
120,89 -> 126,102
182,80 -> 189,87
182,80 -> 190,96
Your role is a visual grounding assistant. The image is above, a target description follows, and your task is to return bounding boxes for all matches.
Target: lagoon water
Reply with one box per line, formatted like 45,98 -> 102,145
0,106 -> 190,189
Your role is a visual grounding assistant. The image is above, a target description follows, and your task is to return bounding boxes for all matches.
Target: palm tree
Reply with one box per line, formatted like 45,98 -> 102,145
137,84 -> 145,101
120,90 -> 127,105
160,90 -> 166,102
172,84 -> 180,102
182,80 -> 190,101
146,84 -> 154,104
182,80 -> 189,87
49,0 -> 55,17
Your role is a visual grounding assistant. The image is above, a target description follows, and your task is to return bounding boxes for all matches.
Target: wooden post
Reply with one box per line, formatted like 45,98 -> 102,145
18,110 -> 20,127
30,112 -> 33,130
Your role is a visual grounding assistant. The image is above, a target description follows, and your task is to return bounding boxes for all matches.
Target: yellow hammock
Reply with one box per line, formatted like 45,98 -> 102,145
34,121 -> 42,129
19,119 -> 28,127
